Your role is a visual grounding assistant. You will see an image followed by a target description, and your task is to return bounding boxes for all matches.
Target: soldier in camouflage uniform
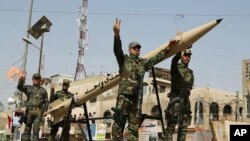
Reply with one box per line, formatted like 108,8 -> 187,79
112,18 -> 178,141
164,49 -> 194,141
48,79 -> 74,141
17,72 -> 48,141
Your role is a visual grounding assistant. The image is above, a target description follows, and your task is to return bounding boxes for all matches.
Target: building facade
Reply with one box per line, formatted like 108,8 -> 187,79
242,59 -> 250,122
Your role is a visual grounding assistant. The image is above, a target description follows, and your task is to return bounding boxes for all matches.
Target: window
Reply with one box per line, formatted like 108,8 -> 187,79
194,101 -> 204,124
223,105 -> 232,115
223,104 -> 232,120
103,110 -> 112,127
151,105 -> 160,117
209,102 -> 219,120
143,85 -> 148,95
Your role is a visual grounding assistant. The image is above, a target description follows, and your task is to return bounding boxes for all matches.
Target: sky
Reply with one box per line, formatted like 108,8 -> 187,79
0,0 -> 250,108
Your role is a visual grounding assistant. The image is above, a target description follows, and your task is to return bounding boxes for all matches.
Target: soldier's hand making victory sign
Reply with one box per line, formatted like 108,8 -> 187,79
113,18 -> 121,37
19,71 -> 26,80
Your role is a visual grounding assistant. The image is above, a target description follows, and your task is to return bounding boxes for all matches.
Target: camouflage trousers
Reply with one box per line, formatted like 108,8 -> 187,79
112,94 -> 140,141
21,109 -> 42,141
163,97 -> 192,141
48,119 -> 71,141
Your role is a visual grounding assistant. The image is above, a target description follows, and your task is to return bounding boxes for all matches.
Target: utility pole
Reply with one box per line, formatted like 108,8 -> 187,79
22,0 -> 33,73
38,34 -> 44,74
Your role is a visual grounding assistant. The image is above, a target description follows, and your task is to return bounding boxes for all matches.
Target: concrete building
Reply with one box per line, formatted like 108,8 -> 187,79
50,74 -> 74,85
242,59 -> 250,122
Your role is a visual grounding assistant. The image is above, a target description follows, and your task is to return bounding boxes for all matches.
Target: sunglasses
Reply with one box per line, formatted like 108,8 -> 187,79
33,77 -> 41,80
132,47 -> 141,50
183,53 -> 191,57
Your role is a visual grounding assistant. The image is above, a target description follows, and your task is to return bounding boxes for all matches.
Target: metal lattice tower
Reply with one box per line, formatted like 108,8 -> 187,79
74,0 -> 88,80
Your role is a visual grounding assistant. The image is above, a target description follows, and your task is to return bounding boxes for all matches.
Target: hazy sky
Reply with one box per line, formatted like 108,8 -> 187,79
0,0 -> 250,108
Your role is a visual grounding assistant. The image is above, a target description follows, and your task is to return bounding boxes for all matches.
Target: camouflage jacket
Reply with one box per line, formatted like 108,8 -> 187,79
114,36 -> 168,95
17,79 -> 48,111
50,89 -> 74,103
170,52 -> 194,95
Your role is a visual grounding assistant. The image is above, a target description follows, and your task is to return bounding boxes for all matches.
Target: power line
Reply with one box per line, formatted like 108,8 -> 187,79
0,9 -> 76,14
1,8 -> 250,17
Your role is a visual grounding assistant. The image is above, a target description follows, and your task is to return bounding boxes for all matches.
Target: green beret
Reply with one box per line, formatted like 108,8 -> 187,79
181,49 -> 192,56
63,79 -> 70,84
32,73 -> 41,79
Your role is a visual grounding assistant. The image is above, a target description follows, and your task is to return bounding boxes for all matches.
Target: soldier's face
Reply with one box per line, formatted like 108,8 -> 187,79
129,47 -> 140,56
32,78 -> 41,86
181,53 -> 191,64
62,83 -> 69,90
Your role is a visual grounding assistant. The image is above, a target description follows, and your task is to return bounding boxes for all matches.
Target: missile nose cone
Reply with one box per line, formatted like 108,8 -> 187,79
216,18 -> 223,24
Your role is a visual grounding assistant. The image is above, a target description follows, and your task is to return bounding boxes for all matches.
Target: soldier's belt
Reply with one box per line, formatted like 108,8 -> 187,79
121,73 -> 138,81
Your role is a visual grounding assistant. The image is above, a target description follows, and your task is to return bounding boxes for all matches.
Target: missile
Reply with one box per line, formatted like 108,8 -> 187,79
47,18 -> 222,124
143,18 -> 222,62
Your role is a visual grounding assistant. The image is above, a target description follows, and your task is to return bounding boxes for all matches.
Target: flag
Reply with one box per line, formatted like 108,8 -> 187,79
6,66 -> 22,81
7,115 -> 12,129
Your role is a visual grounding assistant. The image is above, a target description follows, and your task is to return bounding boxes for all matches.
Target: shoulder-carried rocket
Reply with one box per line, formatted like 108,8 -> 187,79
47,19 -> 222,124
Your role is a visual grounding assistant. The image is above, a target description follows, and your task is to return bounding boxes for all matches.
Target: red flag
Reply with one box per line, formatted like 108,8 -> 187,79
7,115 -> 12,128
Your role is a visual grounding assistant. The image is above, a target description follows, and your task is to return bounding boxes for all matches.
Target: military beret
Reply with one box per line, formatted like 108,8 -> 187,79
32,73 -> 41,79
63,79 -> 70,85
181,49 -> 192,56
128,41 -> 141,49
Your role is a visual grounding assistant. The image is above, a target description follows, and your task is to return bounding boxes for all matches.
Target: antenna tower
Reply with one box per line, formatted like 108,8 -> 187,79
74,0 -> 88,80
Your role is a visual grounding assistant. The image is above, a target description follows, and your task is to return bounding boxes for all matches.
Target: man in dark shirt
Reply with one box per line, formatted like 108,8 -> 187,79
164,49 -> 194,141
48,79 -> 74,141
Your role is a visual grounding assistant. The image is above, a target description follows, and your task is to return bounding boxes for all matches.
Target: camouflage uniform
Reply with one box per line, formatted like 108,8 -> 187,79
48,79 -> 74,141
164,51 -> 194,141
112,36 -> 170,141
17,73 -> 48,141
